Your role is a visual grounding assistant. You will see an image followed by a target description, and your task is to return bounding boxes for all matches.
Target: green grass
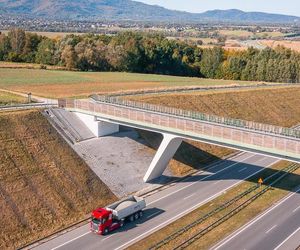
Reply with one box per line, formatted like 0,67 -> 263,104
0,68 -> 269,98
0,68 -> 257,86
0,91 -> 28,105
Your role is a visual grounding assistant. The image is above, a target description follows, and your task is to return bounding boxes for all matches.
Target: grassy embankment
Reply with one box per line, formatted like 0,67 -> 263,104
0,91 -> 28,105
0,67 -> 277,98
0,110 -> 116,249
128,86 -> 300,176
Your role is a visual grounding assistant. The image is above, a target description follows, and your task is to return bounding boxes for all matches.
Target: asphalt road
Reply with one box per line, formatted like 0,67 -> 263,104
33,152 -> 279,250
212,187 -> 300,250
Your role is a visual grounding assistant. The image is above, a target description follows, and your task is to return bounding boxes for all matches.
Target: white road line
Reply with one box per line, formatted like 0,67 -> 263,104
114,161 -> 274,250
212,185 -> 300,250
213,180 -> 222,185
293,205 -> 300,213
102,234 -> 115,241
274,227 -> 300,250
147,211 -> 161,219
183,193 -> 196,200
238,167 -> 248,173
265,225 -> 277,234
50,155 -> 274,250
148,154 -> 255,206
51,232 -> 90,250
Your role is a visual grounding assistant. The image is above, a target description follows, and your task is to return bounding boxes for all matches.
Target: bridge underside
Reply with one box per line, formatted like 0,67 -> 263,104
73,111 -> 300,183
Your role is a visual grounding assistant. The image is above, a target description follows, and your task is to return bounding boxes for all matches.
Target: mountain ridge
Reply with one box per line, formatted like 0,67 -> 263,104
0,0 -> 299,23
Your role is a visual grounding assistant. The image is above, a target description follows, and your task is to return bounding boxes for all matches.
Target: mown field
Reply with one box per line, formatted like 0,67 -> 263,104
0,68 -> 271,98
261,39 -> 300,52
129,86 -> 300,175
0,91 -> 28,105
0,110 -> 116,249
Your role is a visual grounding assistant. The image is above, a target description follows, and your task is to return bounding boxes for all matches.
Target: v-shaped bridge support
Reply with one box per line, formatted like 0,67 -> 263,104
144,134 -> 183,182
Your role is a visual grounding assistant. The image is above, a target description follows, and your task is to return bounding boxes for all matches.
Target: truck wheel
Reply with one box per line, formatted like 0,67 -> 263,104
134,213 -> 139,220
129,215 -> 134,222
139,211 -> 143,218
103,228 -> 109,235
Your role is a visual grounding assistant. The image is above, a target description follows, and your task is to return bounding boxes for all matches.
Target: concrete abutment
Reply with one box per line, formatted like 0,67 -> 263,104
74,112 -> 119,137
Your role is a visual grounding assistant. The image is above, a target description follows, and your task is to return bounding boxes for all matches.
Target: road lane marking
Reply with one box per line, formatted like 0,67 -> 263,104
293,205 -> 300,213
147,211 -> 161,219
114,161 -> 274,250
49,155 -> 276,250
238,167 -> 248,173
265,225 -> 277,234
212,185 -> 300,250
51,232 -> 90,250
148,154 -> 256,206
212,180 -> 222,185
183,193 -> 196,200
274,226 -> 300,250
102,234 -> 115,241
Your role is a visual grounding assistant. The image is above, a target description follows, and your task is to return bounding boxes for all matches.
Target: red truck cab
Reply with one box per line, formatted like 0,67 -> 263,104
91,196 -> 146,235
91,208 -> 122,235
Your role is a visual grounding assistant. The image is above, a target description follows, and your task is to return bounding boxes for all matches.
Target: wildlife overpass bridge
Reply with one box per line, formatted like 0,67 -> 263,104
58,96 -> 300,182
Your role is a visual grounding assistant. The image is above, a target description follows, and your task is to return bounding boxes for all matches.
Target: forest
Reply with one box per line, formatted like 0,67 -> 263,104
0,28 -> 300,83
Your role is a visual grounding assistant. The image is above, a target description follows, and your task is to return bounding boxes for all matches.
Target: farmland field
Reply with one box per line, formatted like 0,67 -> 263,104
260,39 -> 300,52
0,68 -> 271,98
1,30 -> 85,38
218,29 -> 284,39
0,110 -> 116,249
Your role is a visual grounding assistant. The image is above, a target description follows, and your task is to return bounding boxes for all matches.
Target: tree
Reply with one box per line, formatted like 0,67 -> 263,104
35,39 -> 56,65
22,33 -> 42,62
0,34 -> 10,60
8,28 -> 26,55
200,47 -> 224,78
61,45 -> 77,70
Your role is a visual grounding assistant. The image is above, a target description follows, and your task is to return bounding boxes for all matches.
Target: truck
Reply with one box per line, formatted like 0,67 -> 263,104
90,195 -> 146,235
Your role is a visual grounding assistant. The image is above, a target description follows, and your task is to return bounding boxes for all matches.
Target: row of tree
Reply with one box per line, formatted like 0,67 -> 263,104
1,28 -> 300,83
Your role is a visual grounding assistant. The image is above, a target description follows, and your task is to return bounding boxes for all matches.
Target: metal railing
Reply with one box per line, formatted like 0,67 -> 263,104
89,94 -> 300,139
0,103 -> 57,111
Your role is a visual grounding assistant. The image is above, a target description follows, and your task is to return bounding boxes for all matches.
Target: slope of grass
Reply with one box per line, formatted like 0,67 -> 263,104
129,86 -> 300,127
0,110 -> 116,249
0,68 -> 269,98
0,91 -> 28,105
129,87 -> 300,175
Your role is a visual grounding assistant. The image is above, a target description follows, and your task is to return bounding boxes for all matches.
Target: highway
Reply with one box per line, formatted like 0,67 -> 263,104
212,186 -> 300,250
32,152 -> 279,250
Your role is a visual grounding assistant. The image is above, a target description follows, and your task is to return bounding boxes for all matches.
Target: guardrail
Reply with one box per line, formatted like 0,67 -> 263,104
0,103 -> 57,111
89,94 -> 300,139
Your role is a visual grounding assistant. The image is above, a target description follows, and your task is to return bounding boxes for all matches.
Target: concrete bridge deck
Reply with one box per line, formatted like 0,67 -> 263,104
58,96 -> 300,182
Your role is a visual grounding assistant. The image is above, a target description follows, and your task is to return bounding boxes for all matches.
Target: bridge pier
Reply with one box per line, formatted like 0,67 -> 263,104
144,134 -> 183,183
74,112 -> 119,137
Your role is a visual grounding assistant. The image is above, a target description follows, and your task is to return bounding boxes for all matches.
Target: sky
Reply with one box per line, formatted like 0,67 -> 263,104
138,0 -> 300,16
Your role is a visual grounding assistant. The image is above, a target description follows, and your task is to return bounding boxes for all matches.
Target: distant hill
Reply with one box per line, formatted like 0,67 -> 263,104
0,0 -> 299,23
